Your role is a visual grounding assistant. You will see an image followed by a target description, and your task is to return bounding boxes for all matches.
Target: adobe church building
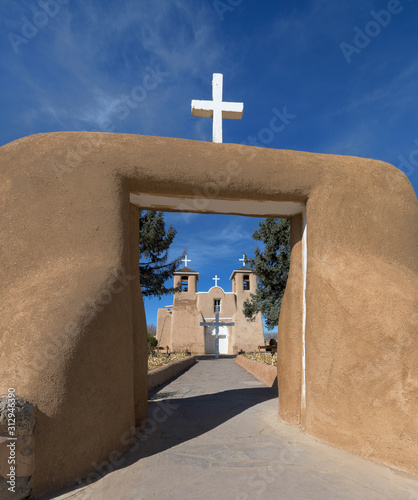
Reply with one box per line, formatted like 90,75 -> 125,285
157,264 -> 264,354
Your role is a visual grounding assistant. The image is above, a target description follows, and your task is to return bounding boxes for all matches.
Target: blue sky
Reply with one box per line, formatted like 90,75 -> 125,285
1,0 -> 417,329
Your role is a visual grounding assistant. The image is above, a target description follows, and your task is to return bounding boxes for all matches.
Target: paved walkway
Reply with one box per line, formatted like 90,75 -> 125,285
49,359 -> 417,500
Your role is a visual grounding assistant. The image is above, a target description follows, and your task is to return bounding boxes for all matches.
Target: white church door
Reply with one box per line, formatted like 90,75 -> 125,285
218,326 -> 229,354
205,326 -> 229,354
205,327 -> 215,354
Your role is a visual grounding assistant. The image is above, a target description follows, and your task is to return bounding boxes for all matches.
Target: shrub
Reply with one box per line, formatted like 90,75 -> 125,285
147,332 -> 158,355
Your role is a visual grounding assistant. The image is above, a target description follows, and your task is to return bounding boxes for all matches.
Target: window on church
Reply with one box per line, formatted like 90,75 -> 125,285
181,276 -> 188,292
243,275 -> 250,290
214,299 -> 221,312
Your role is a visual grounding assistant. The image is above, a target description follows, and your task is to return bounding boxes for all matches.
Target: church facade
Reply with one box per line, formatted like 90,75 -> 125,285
156,264 -> 264,354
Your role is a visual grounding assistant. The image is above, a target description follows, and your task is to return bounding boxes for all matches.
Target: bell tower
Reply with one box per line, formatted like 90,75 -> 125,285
170,256 -> 201,353
173,255 -> 199,298
230,265 -> 257,297
173,267 -> 199,296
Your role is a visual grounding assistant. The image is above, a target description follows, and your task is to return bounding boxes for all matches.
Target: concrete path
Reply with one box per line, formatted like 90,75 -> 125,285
48,359 -> 417,500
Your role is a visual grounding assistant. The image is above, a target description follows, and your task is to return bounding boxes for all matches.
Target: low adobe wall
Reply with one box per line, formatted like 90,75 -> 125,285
148,356 -> 197,391
235,355 -> 278,389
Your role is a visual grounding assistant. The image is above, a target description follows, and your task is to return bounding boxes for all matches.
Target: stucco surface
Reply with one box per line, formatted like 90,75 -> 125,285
171,297 -> 202,353
277,213 -> 304,426
0,132 -> 417,495
157,308 -> 172,348
147,356 -> 197,391
235,355 -> 278,388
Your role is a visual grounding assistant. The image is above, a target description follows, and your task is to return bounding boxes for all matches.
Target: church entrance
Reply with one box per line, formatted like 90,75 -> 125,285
205,326 -> 229,354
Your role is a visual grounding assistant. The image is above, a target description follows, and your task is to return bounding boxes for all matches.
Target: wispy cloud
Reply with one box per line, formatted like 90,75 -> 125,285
314,58 -> 418,159
318,122 -> 377,157
341,61 -> 418,115
202,220 -> 251,244
1,0 -> 236,138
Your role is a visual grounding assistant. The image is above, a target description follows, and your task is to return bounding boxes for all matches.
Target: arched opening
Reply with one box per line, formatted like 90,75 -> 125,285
181,276 -> 189,292
132,192 -> 307,427
243,275 -> 250,290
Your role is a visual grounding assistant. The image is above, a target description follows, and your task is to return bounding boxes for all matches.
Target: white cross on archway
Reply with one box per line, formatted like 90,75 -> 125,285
191,73 -> 244,143
182,255 -> 191,267
213,275 -> 220,287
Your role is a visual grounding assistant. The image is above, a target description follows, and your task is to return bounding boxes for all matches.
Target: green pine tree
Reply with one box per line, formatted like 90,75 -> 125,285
243,218 -> 291,330
139,210 -> 185,299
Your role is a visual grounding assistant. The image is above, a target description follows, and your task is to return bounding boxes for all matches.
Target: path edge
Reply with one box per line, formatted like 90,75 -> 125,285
235,355 -> 278,390
148,356 -> 197,391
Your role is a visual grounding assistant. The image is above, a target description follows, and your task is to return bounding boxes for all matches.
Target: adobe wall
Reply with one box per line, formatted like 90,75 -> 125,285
171,279 -> 203,353
197,287 -> 235,318
232,308 -> 264,354
235,355 -> 278,389
130,205 -> 149,427
0,132 -> 416,496
230,272 -> 264,352
171,298 -> 203,353
148,356 -> 197,391
277,214 -> 304,426
156,308 -> 172,349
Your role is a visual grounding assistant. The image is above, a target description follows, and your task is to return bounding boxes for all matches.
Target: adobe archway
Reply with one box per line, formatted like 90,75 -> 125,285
0,132 -> 416,496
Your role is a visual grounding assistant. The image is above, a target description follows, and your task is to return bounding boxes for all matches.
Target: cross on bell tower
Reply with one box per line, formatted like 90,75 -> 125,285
239,254 -> 248,267
182,255 -> 191,267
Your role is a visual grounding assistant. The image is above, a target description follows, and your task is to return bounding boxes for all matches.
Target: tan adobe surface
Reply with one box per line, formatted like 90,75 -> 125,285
0,132 -> 416,496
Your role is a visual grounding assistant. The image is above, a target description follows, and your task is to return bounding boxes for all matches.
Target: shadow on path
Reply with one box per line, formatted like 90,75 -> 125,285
127,385 -> 277,463
41,382 -> 277,499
